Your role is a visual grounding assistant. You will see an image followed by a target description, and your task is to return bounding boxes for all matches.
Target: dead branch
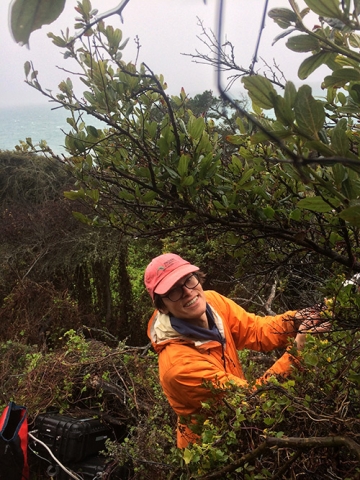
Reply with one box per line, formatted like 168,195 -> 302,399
197,435 -> 360,479
264,278 -> 277,315
266,435 -> 360,462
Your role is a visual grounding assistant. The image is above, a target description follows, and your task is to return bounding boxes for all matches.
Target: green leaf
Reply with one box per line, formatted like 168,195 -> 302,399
134,167 -> 150,179
323,69 -> 360,88
339,205 -> 360,225
183,448 -> 193,465
226,134 -> 245,145
181,176 -> 194,187
337,105 -> 360,114
347,373 -> 360,385
305,141 -> 335,157
82,0 -> 92,16
297,196 -> 333,213
47,32 -> 68,48
83,91 -> 96,104
331,119 -> 350,157
298,52 -> 336,80
242,75 -> 277,110
72,211 -> 92,225
238,147 -> 254,160
231,155 -> 244,173
177,154 -> 190,176
262,206 -> 275,219
286,34 -> 320,52
146,121 -> 158,139
142,191 -> 157,202
294,85 -> 325,137
333,163 -> 348,188
235,117 -> 246,134
118,190 -> 134,201
88,189 -> 99,203
303,0 -> 343,18
268,8 -> 297,29
337,91 -> 347,106
188,117 -> 205,140
349,33 -> 360,49
198,154 -> 217,179
10,0 -> 66,46
250,129 -> 293,144
284,81 -> 297,110
349,84 -> 360,104
264,417 -> 275,426
341,174 -> 360,200
86,125 -> 99,138
163,166 -> 180,180
273,94 -> 295,126
290,209 -> 302,221
24,61 -> 31,78
238,169 -> 254,186
272,28 -> 297,46
158,137 -> 170,157
64,189 -> 85,200
304,352 -> 319,367
213,200 -> 226,210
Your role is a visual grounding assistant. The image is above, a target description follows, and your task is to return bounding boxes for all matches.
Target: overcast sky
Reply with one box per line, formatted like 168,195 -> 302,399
1,0 -> 323,108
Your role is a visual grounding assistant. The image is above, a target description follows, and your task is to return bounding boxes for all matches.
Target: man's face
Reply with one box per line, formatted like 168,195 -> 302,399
160,273 -> 207,322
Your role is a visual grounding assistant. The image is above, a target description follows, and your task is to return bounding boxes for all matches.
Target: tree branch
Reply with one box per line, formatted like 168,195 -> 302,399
67,0 -> 131,46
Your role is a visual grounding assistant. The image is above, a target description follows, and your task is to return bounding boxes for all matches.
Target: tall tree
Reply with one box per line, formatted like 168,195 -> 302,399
20,0 -> 360,281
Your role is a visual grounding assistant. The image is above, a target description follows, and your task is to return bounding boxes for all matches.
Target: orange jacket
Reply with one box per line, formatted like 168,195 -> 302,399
147,290 -> 298,448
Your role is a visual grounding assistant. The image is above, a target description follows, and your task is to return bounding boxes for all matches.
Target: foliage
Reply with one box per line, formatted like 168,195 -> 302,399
0,328 -> 176,478
18,0 -> 360,289
9,0 -> 130,47
175,325 -> 360,479
0,279 -> 86,348
243,0 -> 360,228
10,0 -> 66,46
1,322 -> 359,479
0,151 -> 154,343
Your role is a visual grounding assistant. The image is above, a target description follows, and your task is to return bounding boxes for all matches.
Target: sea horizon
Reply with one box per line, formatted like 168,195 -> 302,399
0,103 -> 71,155
1,84 -> 328,156
0,103 -> 105,156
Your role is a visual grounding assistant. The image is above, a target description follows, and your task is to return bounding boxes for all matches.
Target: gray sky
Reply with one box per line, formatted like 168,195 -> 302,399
1,0 -> 323,108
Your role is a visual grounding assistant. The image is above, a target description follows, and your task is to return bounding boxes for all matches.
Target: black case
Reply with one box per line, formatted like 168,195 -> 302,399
34,413 -> 113,464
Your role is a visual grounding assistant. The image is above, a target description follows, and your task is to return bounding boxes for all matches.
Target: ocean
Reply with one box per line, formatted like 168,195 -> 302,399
0,104 -> 73,155
0,104 -> 104,156
1,86 -> 326,156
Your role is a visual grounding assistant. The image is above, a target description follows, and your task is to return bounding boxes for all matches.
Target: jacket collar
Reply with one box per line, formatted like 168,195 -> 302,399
170,304 -> 224,344
149,303 -> 226,349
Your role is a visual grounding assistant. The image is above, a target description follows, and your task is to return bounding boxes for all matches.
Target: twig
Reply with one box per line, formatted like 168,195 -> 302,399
264,278 -> 277,315
266,435 -> 360,462
67,0 -> 131,46
249,0 -> 270,74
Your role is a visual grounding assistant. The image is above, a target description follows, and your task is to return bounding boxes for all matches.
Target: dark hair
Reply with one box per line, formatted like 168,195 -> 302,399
153,271 -> 206,310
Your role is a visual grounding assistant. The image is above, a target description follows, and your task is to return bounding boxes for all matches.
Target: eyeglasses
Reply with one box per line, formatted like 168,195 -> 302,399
161,273 -> 200,302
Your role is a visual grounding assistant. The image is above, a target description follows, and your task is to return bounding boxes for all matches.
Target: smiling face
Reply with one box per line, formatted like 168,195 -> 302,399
160,273 -> 207,324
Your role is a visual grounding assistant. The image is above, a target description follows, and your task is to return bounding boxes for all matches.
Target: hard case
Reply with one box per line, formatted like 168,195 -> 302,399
34,413 -> 113,464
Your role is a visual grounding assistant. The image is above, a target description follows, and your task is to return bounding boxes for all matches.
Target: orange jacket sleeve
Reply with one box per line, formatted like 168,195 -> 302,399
206,290 -> 298,351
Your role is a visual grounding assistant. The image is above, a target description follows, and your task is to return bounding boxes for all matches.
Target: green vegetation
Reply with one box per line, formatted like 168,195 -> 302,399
2,0 -> 360,478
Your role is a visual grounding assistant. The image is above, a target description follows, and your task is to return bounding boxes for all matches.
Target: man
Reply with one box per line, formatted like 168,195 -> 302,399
144,253 -> 327,448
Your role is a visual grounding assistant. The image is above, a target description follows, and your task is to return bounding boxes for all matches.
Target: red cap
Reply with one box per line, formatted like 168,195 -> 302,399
144,253 -> 199,301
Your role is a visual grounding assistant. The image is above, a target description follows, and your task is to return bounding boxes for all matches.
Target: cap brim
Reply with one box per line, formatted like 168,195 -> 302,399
154,265 -> 199,295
